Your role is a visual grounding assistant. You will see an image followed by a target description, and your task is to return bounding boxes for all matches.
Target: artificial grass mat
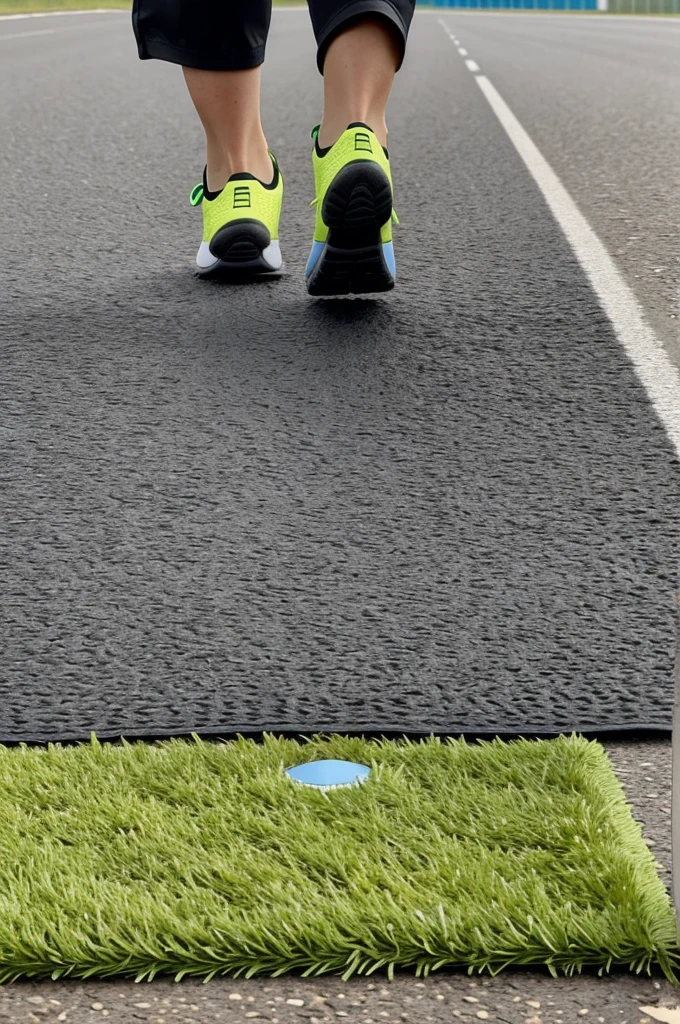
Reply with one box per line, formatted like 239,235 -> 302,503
0,732 -> 678,986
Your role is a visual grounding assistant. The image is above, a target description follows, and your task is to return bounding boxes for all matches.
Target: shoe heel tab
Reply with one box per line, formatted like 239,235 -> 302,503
345,123 -> 388,159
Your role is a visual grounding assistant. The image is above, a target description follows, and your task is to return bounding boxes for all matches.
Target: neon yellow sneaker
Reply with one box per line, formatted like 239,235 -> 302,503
189,154 -> 283,276
306,122 -> 398,296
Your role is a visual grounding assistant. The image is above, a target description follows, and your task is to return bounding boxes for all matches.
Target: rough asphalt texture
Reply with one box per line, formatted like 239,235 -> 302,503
437,13 -> 680,360
1,12 -> 679,743
1,8 -> 680,1022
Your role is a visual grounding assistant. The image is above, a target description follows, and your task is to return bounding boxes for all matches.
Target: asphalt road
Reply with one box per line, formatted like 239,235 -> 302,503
1,8 -> 680,742
432,11 -> 680,359
1,7 -> 680,1022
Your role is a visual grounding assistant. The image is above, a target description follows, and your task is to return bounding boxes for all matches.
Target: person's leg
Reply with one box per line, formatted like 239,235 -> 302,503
309,1 -> 415,149
182,68 -> 272,191
132,0 -> 273,188
304,1 -> 415,295
132,0 -> 283,274
317,17 -> 401,151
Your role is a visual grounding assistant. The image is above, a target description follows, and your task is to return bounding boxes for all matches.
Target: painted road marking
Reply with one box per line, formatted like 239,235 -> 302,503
458,47 -> 468,55
0,9 -> 126,19
438,19 -> 680,461
439,19 -> 454,38
466,59 -> 480,72
0,28 -> 56,40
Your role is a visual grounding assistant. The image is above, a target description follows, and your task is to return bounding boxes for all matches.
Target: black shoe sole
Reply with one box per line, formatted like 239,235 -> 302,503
200,219 -> 280,276
307,161 -> 395,297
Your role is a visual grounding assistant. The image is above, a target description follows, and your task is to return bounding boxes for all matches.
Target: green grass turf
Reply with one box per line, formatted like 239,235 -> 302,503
0,731 -> 678,985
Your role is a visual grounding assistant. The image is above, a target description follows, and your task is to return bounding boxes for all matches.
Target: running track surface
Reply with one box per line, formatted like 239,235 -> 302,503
1,10 -> 679,743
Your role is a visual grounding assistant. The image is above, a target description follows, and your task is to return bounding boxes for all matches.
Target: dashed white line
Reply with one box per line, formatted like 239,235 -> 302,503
0,8 -> 126,18
0,27 -> 55,40
438,21 -> 482,76
438,18 -> 455,41
0,21 -> 118,41
437,19 -> 680,460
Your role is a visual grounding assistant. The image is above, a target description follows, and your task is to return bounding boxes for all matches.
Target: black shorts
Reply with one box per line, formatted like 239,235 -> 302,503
132,0 -> 415,74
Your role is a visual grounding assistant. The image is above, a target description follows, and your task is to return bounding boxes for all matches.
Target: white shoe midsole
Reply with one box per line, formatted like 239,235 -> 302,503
196,239 -> 282,271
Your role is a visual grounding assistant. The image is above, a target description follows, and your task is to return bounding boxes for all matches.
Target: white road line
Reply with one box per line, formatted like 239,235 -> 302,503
473,71 -> 680,459
0,8 -> 126,19
438,19 -> 481,74
441,19 -> 680,459
0,21 -> 117,40
0,27 -> 55,39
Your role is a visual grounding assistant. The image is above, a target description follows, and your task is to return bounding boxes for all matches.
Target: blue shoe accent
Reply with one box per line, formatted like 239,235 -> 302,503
286,759 -> 371,791
382,241 -> 396,281
306,234 -> 396,296
305,240 -> 326,278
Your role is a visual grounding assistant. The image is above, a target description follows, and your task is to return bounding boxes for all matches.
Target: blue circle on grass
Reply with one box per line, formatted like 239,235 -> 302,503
285,759 -> 370,790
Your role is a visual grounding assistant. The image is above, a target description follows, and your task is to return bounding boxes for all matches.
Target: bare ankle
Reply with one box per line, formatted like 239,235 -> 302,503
206,135 -> 272,191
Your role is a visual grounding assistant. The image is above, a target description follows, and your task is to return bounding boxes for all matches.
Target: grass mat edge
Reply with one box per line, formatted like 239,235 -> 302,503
1,732 -> 678,986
